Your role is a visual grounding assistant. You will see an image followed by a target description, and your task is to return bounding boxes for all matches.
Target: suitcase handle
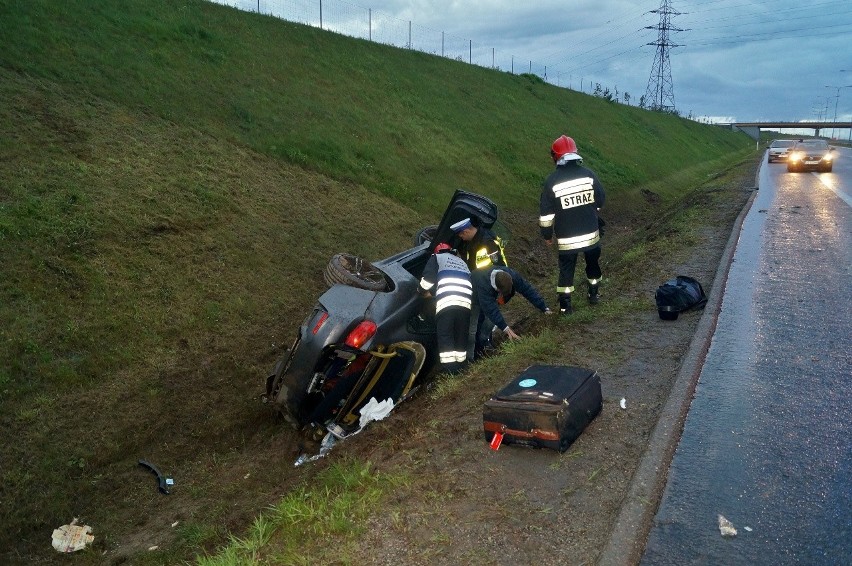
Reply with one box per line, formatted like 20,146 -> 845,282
484,421 -> 559,441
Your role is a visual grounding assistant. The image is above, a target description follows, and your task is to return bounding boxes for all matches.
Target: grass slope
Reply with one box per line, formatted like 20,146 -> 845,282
0,0 -> 754,562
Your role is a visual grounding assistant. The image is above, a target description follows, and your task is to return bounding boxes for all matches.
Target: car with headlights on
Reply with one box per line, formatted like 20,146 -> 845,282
767,139 -> 796,163
787,139 -> 835,172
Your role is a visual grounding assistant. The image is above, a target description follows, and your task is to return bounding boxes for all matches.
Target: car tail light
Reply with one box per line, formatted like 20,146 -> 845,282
344,320 -> 377,349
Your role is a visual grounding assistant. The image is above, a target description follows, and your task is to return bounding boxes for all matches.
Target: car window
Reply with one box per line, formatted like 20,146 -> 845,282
795,141 -> 829,150
770,140 -> 795,148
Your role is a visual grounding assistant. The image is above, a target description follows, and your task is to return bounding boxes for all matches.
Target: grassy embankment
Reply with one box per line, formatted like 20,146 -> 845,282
0,0 -> 754,563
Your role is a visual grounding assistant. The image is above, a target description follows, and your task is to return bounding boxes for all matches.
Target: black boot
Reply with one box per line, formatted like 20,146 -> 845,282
588,283 -> 599,305
558,294 -> 573,315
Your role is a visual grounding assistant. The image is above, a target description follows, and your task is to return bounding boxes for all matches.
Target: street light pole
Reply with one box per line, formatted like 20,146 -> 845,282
843,71 -> 852,141
824,84 -> 852,139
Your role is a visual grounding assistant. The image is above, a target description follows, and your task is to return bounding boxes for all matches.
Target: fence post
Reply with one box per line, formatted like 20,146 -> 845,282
529,61 -> 532,73
319,0 -> 322,29
511,55 -> 514,74
492,47 -> 495,69
469,40 -> 472,64
369,9 -> 371,41
256,0 -> 259,13
441,31 -> 444,57
408,21 -> 411,49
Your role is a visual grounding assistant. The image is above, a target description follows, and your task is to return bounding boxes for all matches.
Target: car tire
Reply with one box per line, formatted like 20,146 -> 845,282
787,164 -> 796,173
821,164 -> 832,173
324,253 -> 387,291
767,156 -> 772,163
413,225 -> 439,246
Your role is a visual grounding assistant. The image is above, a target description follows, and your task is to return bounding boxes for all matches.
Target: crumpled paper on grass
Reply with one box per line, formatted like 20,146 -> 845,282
357,397 -> 395,428
718,514 -> 737,537
51,519 -> 94,553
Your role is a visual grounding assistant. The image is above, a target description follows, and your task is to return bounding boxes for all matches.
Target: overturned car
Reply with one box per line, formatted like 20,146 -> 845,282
264,190 -> 499,435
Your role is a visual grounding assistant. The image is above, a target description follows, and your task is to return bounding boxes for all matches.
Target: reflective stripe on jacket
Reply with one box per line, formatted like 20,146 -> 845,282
419,252 -> 472,313
539,162 -> 605,253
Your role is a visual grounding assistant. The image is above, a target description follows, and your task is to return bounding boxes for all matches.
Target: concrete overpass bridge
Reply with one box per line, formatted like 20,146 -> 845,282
729,121 -> 852,141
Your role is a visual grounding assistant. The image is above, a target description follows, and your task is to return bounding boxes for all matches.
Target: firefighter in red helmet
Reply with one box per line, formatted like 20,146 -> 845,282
539,135 -> 606,315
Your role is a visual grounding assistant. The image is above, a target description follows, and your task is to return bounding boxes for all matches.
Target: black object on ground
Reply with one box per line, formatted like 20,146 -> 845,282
483,365 -> 602,452
655,275 -> 707,320
138,459 -> 172,495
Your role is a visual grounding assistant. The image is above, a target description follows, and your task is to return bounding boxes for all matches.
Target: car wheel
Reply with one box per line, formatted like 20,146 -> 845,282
324,253 -> 387,291
787,164 -> 796,173
265,347 -> 303,428
767,156 -> 772,163
413,224 -> 439,246
822,164 -> 832,173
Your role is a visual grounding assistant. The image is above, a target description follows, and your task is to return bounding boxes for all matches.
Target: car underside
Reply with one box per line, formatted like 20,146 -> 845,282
264,190 -> 499,437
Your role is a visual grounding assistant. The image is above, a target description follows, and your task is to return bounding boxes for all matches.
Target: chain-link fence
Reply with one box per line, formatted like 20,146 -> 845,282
214,0 -> 571,88
210,0 -> 649,106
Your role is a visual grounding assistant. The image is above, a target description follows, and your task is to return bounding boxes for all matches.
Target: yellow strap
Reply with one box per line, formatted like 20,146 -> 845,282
342,354 -> 395,425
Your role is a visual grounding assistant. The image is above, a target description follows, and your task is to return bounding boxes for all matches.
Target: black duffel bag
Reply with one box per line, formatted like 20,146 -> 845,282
655,275 -> 707,320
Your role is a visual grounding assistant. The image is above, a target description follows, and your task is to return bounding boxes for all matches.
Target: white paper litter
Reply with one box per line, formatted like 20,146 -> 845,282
744,526 -> 753,532
718,514 -> 737,537
51,519 -> 94,553
358,397 -> 395,428
619,398 -> 627,409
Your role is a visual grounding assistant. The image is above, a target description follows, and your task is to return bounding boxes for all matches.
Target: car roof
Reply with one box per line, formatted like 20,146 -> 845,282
770,139 -> 795,146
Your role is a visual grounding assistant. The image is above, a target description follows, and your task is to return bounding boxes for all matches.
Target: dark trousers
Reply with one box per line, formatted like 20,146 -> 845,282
436,306 -> 471,374
474,309 -> 496,355
558,246 -> 602,293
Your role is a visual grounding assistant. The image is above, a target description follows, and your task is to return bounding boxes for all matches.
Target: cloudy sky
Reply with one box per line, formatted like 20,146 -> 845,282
225,0 -> 852,131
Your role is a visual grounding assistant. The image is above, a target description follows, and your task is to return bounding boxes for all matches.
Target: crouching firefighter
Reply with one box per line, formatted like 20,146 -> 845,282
418,243 -> 473,374
451,216 -> 508,358
539,134 -> 606,314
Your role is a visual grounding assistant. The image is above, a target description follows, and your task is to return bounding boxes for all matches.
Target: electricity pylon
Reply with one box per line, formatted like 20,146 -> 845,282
644,0 -> 683,112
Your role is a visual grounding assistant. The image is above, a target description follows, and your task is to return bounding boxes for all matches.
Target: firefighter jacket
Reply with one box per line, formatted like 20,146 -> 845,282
419,252 -> 473,313
539,161 -> 606,252
460,227 -> 508,271
472,267 -> 548,332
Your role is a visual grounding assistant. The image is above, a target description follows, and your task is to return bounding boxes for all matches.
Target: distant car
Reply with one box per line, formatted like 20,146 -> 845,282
786,139 -> 835,172
264,190 -> 499,433
767,139 -> 796,163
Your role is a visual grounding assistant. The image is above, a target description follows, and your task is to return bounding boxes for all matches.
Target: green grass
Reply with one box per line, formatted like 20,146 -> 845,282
0,0 -> 756,562
194,460 -> 404,565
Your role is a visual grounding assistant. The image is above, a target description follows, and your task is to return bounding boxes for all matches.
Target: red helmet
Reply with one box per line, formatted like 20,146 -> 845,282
551,135 -> 578,161
434,242 -> 452,254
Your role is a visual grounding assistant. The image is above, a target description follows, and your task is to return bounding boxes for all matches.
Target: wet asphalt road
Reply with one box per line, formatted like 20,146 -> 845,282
641,148 -> 852,565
